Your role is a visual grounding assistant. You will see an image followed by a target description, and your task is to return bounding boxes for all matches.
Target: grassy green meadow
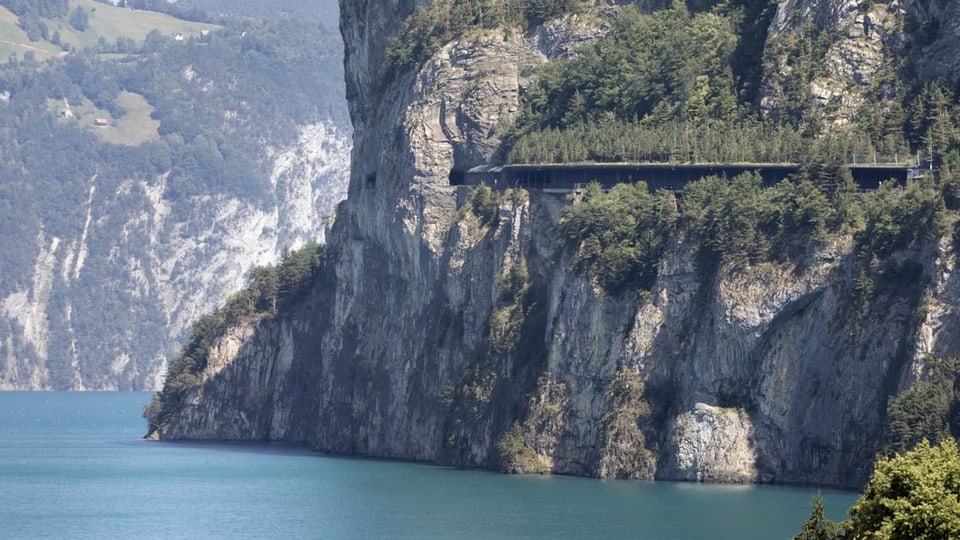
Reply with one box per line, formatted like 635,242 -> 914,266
0,0 -> 218,61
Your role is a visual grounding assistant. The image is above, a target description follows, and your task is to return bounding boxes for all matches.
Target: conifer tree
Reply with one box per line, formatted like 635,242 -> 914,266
795,493 -> 841,540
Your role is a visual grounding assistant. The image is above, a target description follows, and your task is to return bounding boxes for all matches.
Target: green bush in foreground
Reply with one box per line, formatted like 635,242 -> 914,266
797,439 -> 960,539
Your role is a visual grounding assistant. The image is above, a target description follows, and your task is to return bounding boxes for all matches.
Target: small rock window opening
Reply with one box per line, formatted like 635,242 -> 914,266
449,168 -> 466,186
366,172 -> 377,187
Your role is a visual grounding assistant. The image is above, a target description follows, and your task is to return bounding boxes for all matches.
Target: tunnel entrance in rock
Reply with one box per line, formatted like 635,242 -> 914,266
448,168 -> 466,186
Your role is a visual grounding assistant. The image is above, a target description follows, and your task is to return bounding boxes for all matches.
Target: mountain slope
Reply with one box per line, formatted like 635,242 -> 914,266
0,10 -> 350,390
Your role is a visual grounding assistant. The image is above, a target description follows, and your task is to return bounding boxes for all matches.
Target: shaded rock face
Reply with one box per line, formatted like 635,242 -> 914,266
902,0 -> 960,85
159,1 -> 960,489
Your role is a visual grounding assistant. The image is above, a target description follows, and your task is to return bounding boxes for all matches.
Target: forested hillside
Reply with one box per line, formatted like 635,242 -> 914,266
0,3 -> 349,390
176,0 -> 339,20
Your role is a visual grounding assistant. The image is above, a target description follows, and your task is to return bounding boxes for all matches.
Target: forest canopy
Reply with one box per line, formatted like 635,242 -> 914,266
388,0 -> 960,171
502,2 -> 928,166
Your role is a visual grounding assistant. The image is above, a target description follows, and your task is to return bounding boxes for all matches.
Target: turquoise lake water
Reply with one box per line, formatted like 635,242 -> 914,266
0,392 -> 857,539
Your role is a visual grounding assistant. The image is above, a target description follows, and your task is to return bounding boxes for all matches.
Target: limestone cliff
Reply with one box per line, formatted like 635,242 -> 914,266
760,0 -> 960,127
152,0 -> 960,489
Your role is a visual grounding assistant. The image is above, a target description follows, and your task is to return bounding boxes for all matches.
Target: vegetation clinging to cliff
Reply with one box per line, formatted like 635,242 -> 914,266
496,422 -> 550,474
506,2 -> 754,161
502,2 -> 915,165
489,257 -> 532,352
597,368 -> 655,480
143,242 -> 325,434
554,167 -> 959,298
859,180 -> 947,259
556,171 -> 855,295
501,2 -> 960,170
468,183 -> 501,228
521,3 -> 740,130
387,0 -> 582,71
509,118 -> 809,164
558,182 -> 676,294
884,357 -> 960,457
682,171 -> 864,268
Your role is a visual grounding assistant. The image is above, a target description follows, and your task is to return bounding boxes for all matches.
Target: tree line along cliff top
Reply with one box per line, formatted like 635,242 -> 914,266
389,1 -> 960,186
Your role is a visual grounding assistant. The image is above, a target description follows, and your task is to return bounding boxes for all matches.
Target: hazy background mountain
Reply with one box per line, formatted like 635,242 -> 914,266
0,0 -> 350,390
175,0 -> 339,20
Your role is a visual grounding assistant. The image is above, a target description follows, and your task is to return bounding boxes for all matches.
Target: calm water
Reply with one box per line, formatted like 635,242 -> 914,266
0,392 -> 857,539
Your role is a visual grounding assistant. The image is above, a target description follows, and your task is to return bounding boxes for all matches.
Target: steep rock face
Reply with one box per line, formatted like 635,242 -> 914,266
162,15 -> 608,459
667,404 -> 757,483
0,122 -> 350,390
761,0 -> 904,126
157,1 -> 960,489
160,320 -> 301,440
760,0 -> 960,126
642,238 -> 931,486
903,0 -> 960,84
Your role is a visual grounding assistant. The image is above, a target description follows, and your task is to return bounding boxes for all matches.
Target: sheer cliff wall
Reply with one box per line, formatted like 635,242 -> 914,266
155,0 -> 960,488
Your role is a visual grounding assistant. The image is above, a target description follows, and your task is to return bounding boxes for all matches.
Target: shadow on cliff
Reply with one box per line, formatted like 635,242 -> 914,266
745,247 -> 933,489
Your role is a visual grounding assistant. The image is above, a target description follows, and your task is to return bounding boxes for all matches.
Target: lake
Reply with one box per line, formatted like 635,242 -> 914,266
0,392 -> 857,539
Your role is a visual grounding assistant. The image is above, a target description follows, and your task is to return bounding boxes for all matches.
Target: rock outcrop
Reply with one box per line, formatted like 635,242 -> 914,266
153,0 -> 960,489
760,0 -> 960,127
760,0 -> 904,126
